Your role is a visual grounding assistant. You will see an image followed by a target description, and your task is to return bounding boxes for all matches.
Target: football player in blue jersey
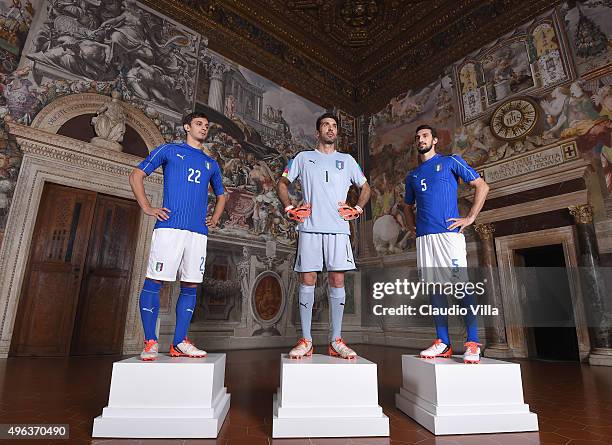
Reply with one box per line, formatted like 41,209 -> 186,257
277,113 -> 371,360
403,124 -> 489,363
129,112 -> 226,361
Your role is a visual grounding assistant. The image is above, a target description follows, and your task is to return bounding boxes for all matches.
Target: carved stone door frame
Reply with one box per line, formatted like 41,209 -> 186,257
0,93 -> 165,357
495,226 -> 591,360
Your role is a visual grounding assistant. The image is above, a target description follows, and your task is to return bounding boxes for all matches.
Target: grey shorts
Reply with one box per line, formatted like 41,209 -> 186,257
294,232 -> 356,272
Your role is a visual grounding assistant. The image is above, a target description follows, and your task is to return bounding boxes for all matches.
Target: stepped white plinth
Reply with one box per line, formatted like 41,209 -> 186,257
273,353 -> 389,438
93,353 -> 230,438
395,355 -> 538,435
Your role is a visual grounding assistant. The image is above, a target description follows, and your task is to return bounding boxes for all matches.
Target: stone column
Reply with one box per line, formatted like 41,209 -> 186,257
475,223 -> 511,358
569,204 -> 612,366
207,58 -> 228,112
357,115 -> 376,258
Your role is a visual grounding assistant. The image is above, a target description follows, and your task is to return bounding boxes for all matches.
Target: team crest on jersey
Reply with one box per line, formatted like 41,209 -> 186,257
336,160 -> 344,170
205,162 -> 210,170
435,164 -> 442,172
155,262 -> 163,272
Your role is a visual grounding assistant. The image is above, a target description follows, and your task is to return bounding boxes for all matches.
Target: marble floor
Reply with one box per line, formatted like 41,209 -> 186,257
1,345 -> 610,445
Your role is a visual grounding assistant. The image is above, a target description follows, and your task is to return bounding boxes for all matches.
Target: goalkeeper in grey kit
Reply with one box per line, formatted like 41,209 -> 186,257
277,113 -> 371,359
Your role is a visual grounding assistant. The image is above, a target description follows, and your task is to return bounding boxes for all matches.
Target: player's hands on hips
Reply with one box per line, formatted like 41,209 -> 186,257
447,216 -> 475,233
206,215 -> 220,228
285,203 -> 311,223
338,202 -> 363,221
144,205 -> 170,221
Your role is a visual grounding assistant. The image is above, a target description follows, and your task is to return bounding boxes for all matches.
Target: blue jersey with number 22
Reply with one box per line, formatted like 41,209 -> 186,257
138,142 -> 224,236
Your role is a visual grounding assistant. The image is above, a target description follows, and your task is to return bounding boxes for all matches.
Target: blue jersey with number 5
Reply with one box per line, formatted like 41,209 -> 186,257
404,154 -> 479,238
137,142 -> 224,235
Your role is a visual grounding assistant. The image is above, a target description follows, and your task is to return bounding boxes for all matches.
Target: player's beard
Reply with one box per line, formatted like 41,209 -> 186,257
417,142 -> 434,154
321,133 -> 337,145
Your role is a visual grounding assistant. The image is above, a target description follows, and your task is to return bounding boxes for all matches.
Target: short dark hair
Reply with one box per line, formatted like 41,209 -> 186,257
316,112 -> 339,131
415,124 -> 437,138
182,112 -> 209,127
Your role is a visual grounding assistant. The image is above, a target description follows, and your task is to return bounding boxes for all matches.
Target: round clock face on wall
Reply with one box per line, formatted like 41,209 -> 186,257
490,97 -> 539,141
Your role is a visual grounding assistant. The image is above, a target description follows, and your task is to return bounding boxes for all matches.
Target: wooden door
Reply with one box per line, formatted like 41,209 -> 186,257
71,195 -> 140,355
11,183 -> 96,356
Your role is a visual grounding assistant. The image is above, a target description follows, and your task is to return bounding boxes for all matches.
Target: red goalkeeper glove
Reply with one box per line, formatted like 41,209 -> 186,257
285,203 -> 311,223
338,202 -> 363,221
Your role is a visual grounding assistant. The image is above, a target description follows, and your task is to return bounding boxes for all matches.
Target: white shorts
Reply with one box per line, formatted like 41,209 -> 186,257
146,228 -> 208,283
416,232 -> 468,284
294,232 -> 355,272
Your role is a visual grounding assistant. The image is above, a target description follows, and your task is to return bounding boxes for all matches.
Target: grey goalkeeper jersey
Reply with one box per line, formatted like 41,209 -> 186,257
283,149 -> 367,235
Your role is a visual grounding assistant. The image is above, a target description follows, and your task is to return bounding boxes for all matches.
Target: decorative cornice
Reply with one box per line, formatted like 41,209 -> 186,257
478,190 -> 588,224
8,123 -> 163,185
569,204 -> 594,225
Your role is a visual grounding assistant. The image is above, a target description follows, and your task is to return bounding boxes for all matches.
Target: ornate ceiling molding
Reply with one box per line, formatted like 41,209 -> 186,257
142,0 -> 356,112
141,0 -> 565,115
357,0 -> 566,114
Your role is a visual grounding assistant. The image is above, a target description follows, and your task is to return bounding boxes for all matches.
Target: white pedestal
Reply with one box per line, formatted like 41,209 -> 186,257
92,353 -> 230,438
273,354 -> 389,438
395,355 -> 538,435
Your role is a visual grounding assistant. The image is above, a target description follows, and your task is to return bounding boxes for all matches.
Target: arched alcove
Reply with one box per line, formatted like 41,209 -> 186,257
30,93 -> 165,152
57,114 -> 149,158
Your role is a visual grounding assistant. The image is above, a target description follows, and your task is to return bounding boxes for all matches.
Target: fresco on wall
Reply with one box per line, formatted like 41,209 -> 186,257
458,62 -> 484,121
563,0 -> 612,77
254,274 -> 283,321
337,109 -> 358,157
367,6 -> 612,257
0,8 -> 328,249
368,76 -> 455,254
455,75 -> 612,192
25,0 -> 201,117
0,0 -> 36,75
0,121 -> 21,243
455,13 -> 571,123
482,39 -> 534,105
532,22 -> 567,87
541,77 -> 612,190
195,52 -> 326,246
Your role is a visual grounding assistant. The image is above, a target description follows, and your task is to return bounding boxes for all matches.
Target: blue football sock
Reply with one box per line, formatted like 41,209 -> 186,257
139,279 -> 161,341
430,293 -> 450,345
298,284 -> 315,340
329,286 -> 346,341
173,286 -> 197,346
459,290 -> 479,343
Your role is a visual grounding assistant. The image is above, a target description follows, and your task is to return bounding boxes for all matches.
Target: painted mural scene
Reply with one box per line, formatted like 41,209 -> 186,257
0,0 -> 328,247
195,52 -> 325,246
368,5 -> 612,256
0,0 -> 611,443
